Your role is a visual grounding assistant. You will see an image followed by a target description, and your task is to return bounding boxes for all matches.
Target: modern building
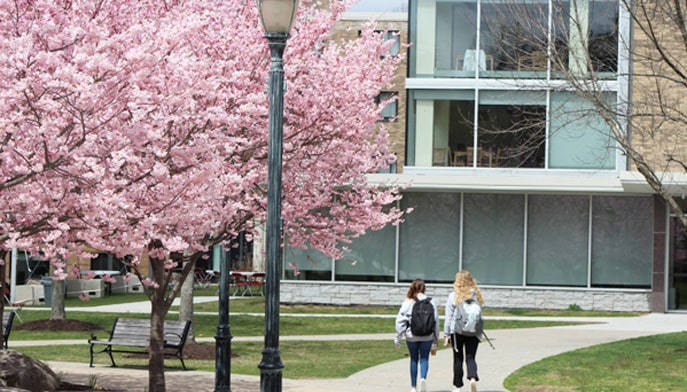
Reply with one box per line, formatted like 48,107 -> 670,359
281,0 -> 686,313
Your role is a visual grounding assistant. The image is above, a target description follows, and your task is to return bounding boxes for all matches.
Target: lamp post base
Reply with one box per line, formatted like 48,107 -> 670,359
259,346 -> 284,392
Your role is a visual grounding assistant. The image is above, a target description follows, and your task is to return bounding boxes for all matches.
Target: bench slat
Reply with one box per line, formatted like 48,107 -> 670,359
88,317 -> 191,370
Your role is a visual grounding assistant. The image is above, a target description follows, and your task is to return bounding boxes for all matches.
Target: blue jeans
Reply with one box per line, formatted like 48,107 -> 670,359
406,339 -> 433,387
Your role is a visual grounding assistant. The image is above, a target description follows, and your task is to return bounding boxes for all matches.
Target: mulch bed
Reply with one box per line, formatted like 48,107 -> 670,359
15,319 -> 102,332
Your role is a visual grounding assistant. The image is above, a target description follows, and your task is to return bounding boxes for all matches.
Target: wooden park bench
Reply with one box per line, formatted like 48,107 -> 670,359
2,311 -> 15,349
88,317 -> 192,370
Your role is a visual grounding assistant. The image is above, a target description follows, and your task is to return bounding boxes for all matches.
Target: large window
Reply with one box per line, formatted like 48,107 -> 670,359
526,195 -> 590,286
284,192 -> 653,289
412,90 -> 614,169
446,98 -> 546,168
549,92 -> 616,169
554,0 -> 619,74
410,0 -> 619,79
399,192 -> 461,283
335,224 -> 396,282
591,196 -> 652,287
283,245 -> 332,281
463,193 -> 525,284
408,0 -> 622,171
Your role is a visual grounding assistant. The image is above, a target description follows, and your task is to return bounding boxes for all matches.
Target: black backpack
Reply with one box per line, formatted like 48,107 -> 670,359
410,297 -> 435,336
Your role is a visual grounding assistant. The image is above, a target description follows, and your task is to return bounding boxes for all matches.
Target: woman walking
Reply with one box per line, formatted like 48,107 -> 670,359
394,279 -> 440,392
444,270 -> 484,392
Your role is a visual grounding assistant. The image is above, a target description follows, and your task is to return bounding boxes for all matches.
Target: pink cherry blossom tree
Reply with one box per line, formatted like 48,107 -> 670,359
1,0 -> 405,390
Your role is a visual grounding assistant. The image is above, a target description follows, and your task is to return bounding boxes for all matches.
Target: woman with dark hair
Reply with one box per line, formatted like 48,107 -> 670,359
394,279 -> 440,392
444,270 -> 484,392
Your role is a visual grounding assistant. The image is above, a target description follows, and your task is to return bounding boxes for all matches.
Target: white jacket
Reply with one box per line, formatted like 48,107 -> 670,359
394,293 -> 440,345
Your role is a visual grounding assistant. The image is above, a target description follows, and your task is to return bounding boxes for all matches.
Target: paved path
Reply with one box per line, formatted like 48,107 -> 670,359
14,299 -> 687,391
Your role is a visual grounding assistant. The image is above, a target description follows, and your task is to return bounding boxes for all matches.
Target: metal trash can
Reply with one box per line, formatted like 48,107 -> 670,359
40,276 -> 53,306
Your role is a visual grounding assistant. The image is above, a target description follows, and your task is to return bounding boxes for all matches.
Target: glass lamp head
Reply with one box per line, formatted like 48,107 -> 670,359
258,0 -> 299,35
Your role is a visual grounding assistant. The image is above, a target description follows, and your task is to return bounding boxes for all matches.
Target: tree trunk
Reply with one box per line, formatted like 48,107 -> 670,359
148,295 -> 167,392
50,279 -> 66,321
0,252 -> 6,345
145,248 -> 196,392
179,265 -> 195,343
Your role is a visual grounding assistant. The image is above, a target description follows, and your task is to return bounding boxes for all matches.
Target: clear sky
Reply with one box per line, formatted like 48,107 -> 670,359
347,0 -> 408,12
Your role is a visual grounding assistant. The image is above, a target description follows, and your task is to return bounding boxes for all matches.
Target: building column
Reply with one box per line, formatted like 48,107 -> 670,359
652,195 -> 666,313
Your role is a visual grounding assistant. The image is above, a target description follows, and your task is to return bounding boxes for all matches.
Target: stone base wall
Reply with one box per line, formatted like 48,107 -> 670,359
281,282 -> 652,312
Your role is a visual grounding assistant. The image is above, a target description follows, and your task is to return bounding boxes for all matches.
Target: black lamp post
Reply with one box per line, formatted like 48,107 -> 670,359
257,1 -> 298,391
215,245 -> 232,392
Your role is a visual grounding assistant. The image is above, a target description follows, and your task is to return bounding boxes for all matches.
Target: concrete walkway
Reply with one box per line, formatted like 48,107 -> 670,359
14,299 -> 687,392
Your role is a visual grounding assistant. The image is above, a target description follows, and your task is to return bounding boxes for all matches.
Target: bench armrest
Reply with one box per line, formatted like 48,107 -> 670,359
89,328 -> 111,341
163,332 -> 183,340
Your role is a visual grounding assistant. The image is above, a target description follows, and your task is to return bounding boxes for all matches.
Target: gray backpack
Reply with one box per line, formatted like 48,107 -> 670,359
453,298 -> 483,337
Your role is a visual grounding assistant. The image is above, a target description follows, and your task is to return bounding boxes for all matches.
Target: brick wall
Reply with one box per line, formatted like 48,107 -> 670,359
331,16 -> 408,171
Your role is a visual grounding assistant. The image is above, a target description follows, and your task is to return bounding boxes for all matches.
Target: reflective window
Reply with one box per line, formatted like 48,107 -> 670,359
463,193 -> 525,285
283,193 -> 653,290
283,246 -> 332,281
335,224 -> 396,282
527,194 -> 590,286
410,0 -> 619,79
591,196 -> 652,287
399,192 -> 461,283
347,0 -> 408,12
549,92 -> 616,169
410,90 -> 616,170
553,0 -> 618,74
434,0 -> 478,77
481,0 -> 549,75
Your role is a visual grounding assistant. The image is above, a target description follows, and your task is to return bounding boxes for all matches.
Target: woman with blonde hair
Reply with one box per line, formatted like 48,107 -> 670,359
394,279 -> 440,392
443,270 -> 484,392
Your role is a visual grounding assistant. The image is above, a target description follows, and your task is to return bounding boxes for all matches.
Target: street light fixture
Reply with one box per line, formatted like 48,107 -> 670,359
257,1 -> 299,391
215,245 -> 232,392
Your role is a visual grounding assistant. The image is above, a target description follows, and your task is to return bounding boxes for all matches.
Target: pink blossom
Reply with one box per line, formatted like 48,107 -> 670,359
142,278 -> 160,289
102,274 -> 117,284
288,262 -> 300,276
70,264 -> 82,278
0,2 -> 407,389
164,259 -> 178,270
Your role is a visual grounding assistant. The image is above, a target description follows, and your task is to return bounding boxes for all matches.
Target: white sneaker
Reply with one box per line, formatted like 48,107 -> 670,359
410,388 -> 417,392
470,379 -> 477,392
452,388 -> 461,392
420,378 -> 427,392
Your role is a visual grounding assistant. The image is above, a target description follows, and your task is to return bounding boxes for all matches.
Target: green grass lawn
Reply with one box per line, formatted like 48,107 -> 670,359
7,291 -> 657,382
504,331 -> 687,391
